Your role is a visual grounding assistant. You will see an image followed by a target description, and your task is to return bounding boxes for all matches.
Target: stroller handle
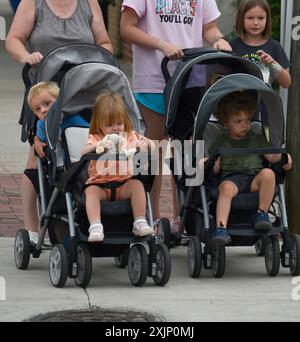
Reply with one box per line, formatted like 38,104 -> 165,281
22,63 -> 32,89
161,47 -> 232,84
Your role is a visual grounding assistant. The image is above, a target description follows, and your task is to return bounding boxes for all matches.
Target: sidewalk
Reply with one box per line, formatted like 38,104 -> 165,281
0,174 -> 23,237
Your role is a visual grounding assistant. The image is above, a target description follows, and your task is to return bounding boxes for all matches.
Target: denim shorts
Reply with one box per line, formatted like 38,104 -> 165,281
221,174 -> 256,193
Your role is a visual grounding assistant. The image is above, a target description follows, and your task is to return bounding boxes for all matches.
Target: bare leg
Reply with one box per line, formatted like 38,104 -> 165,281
22,146 -> 39,233
137,103 -> 178,220
216,181 -> 238,227
250,168 -> 276,211
119,179 -> 146,218
119,179 -> 154,236
85,185 -> 107,224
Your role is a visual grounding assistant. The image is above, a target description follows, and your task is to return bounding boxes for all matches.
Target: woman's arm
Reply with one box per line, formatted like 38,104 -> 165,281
88,0 -> 113,53
120,7 -> 184,60
5,0 -> 43,65
203,21 -> 232,51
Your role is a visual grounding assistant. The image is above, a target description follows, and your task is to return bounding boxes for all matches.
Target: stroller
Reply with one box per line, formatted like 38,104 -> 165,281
14,44 -> 171,288
162,48 -> 300,277
159,47 -> 263,247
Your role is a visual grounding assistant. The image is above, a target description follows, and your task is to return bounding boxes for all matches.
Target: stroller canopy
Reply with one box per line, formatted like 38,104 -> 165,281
45,62 -> 142,150
192,73 -> 285,147
22,43 -> 118,141
32,43 -> 118,83
164,49 -> 263,133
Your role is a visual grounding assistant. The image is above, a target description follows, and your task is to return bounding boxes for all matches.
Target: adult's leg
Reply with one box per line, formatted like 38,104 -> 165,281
22,146 -> 39,233
137,103 -> 179,220
216,181 -> 238,227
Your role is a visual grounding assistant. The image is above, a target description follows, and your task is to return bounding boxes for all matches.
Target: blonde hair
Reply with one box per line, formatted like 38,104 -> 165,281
214,91 -> 257,126
89,92 -> 133,135
27,81 -> 59,110
235,0 -> 272,40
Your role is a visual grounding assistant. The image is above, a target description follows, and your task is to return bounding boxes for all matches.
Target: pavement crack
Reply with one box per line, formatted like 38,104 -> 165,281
84,288 -> 92,308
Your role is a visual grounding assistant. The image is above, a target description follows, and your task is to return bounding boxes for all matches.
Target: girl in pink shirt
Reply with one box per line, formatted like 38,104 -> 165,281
120,0 -> 232,229
82,92 -> 154,242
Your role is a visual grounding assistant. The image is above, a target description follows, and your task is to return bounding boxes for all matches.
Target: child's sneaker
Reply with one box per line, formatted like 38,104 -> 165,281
88,222 -> 104,242
28,231 -> 38,245
254,210 -> 272,230
211,226 -> 230,246
133,218 -> 154,237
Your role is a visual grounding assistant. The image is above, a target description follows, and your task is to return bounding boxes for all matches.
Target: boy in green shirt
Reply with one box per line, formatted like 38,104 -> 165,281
209,91 -> 292,246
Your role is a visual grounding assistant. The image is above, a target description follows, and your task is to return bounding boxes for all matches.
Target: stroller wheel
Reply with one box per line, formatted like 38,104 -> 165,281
187,236 -> 202,278
74,244 -> 92,288
153,243 -> 171,286
157,218 -> 171,249
265,235 -> 280,276
49,244 -> 68,288
212,245 -> 226,278
289,234 -> 300,276
128,244 -> 148,287
14,229 -> 31,270
114,247 -> 130,268
254,237 -> 267,256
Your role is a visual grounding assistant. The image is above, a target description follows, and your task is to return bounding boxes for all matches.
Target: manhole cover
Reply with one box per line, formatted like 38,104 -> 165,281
25,308 -> 163,322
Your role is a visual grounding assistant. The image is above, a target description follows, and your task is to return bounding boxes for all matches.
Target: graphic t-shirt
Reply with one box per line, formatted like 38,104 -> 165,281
209,130 -> 271,178
122,0 -> 221,93
85,131 -> 145,184
230,37 -> 290,86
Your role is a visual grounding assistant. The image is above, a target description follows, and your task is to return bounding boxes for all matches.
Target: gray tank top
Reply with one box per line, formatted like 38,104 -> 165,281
27,0 -> 95,57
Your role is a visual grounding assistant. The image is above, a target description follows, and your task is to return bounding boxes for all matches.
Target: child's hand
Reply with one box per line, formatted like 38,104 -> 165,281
257,50 -> 275,65
96,140 -> 113,154
136,136 -> 149,151
34,136 -> 47,158
283,153 -> 292,171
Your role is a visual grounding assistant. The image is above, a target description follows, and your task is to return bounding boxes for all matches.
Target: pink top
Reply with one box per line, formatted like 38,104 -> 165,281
85,131 -> 144,184
122,0 -> 221,93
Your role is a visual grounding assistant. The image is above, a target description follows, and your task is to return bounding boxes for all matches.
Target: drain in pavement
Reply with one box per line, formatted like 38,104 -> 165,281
25,308 -> 163,322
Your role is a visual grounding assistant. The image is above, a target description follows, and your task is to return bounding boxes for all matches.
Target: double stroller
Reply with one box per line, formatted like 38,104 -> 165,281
14,44 -> 171,288
160,48 -> 300,278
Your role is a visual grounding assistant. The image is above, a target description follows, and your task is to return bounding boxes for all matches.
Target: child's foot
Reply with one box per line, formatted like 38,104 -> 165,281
133,218 -> 154,237
28,231 -> 38,245
254,210 -> 272,230
211,226 -> 230,246
88,222 -> 104,242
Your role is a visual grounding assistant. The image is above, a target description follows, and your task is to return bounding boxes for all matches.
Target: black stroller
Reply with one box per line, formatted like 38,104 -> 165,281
162,48 -> 300,277
159,47 -> 263,248
14,44 -> 171,288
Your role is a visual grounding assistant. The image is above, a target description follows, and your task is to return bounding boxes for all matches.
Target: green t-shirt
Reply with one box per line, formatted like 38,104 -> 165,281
209,130 -> 271,177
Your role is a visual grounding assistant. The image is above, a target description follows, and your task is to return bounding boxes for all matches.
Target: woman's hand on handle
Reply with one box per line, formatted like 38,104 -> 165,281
160,41 -> 184,60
